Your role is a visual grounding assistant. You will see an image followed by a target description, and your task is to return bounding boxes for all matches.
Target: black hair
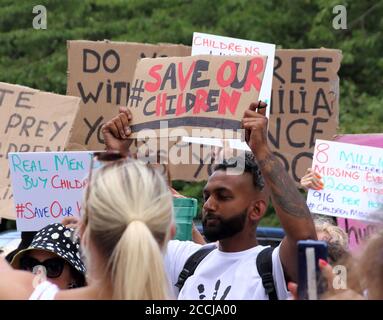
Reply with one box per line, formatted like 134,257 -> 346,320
213,151 -> 265,191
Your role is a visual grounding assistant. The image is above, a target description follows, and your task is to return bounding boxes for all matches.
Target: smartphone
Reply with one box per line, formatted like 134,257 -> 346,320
297,240 -> 328,300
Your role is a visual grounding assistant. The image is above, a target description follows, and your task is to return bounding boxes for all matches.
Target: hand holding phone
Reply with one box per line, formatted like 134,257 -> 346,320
297,240 -> 328,300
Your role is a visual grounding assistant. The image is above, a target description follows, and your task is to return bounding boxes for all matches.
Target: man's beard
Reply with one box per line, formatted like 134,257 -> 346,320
202,209 -> 248,242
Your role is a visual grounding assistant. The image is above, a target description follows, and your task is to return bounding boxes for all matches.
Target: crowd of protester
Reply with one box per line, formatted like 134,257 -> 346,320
0,100 -> 382,300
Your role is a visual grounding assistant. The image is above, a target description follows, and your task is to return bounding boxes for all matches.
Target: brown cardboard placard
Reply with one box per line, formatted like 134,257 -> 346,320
268,48 -> 341,184
128,54 -> 267,138
66,40 -> 191,151
167,49 -> 341,183
130,136 -> 243,182
0,82 -> 81,220
67,44 -> 341,184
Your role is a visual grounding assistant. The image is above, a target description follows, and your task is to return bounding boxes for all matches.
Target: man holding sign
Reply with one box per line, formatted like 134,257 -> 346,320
102,101 -> 317,300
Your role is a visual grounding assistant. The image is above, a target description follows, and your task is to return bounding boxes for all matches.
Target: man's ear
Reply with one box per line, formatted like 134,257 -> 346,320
248,199 -> 267,222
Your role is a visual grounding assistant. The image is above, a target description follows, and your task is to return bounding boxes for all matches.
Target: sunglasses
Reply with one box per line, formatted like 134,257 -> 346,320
19,255 -> 66,278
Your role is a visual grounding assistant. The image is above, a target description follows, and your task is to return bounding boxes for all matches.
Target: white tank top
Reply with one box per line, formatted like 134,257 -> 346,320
29,281 -> 59,300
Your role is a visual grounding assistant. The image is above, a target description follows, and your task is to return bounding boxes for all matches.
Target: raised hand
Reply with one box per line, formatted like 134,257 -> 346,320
101,106 -> 133,155
300,168 -> 324,190
242,101 -> 268,156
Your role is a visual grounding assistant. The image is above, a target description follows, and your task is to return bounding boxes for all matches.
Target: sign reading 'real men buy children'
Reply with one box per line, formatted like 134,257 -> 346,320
307,139 -> 383,222
9,151 -> 93,231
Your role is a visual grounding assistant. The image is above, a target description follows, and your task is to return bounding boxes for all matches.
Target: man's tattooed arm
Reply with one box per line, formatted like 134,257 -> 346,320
258,153 -> 311,218
242,101 -> 317,282
257,150 -> 317,282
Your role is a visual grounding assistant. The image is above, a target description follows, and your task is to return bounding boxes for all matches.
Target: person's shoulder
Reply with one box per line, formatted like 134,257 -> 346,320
168,239 -> 204,252
167,240 -> 217,263
238,244 -> 271,256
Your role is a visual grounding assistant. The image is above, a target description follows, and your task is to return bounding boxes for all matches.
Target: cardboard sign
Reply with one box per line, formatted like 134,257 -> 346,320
185,32 -> 274,165
162,49 -> 341,182
269,49 -> 341,184
307,139 -> 383,222
0,82 -> 81,220
8,151 -> 93,231
192,32 -> 275,115
182,136 -> 250,151
334,133 -> 383,253
8,149 -> 180,230
66,40 -> 191,151
128,54 -> 267,138
167,137 -> 249,181
128,137 -> 244,182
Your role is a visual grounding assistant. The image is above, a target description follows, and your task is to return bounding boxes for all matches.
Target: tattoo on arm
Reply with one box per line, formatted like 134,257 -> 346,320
258,153 -> 311,218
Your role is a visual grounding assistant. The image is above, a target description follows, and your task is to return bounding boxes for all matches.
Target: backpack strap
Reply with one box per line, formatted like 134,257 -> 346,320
175,245 -> 216,291
256,247 -> 278,300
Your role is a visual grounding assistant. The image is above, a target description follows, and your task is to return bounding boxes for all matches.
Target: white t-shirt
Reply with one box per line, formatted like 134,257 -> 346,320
165,240 -> 290,300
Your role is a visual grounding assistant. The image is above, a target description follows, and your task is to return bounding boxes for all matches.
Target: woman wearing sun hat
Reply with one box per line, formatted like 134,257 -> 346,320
10,223 -> 86,291
0,159 -> 174,299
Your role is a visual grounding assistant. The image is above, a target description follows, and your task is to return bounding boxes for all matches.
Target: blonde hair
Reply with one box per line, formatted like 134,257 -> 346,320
357,230 -> 383,299
314,218 -> 349,264
84,159 -> 173,299
315,220 -> 348,249
322,229 -> 383,300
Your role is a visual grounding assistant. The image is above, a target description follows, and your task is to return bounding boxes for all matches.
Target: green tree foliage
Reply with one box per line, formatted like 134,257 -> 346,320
1,0 -> 382,227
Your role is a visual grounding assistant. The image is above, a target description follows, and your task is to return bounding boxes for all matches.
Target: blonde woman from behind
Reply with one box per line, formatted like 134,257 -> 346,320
0,158 -> 175,300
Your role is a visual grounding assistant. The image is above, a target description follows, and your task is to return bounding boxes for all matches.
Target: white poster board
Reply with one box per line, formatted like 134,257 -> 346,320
9,151 -> 94,231
182,136 -> 251,151
192,32 -> 275,111
307,139 -> 383,222
190,32 -> 275,151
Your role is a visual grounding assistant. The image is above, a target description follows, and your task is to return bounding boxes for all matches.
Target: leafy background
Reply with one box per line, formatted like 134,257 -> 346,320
1,0 -> 382,228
